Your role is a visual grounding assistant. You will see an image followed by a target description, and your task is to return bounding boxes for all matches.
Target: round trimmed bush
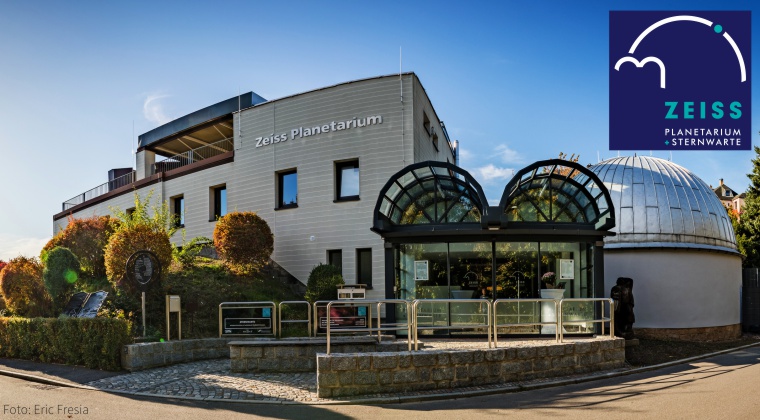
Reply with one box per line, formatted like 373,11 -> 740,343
305,263 -> 344,302
0,256 -> 51,317
43,215 -> 119,279
213,211 -> 273,270
42,247 -> 80,312
104,224 -> 172,294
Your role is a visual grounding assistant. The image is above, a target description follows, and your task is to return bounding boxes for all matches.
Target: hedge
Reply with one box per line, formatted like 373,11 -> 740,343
0,317 -> 132,371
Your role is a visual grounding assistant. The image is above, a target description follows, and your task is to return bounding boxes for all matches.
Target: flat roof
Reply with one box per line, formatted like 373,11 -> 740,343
138,91 -> 266,149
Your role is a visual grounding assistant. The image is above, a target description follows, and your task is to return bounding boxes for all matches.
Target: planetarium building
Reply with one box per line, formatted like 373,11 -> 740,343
54,73 -> 456,300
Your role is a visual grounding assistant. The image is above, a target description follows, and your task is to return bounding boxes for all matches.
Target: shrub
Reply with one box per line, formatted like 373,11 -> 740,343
173,235 -> 212,268
42,247 -> 80,312
43,215 -> 119,279
304,263 -> 344,302
105,224 -> 173,295
0,317 -> 132,370
105,191 -> 174,294
0,256 -> 51,317
213,211 -> 273,271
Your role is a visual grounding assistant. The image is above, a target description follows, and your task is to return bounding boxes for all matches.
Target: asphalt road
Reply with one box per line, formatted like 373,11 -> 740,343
1,345 -> 759,420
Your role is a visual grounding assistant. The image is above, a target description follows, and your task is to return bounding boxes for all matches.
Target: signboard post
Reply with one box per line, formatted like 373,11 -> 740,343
166,295 -> 181,340
219,302 -> 276,337
126,250 -> 161,337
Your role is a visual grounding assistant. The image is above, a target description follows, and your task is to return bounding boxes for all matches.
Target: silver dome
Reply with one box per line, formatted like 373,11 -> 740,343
589,156 -> 737,252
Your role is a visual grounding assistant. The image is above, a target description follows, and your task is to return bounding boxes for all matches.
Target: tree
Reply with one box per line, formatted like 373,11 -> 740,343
735,146 -> 760,267
105,191 -> 174,294
213,211 -> 273,271
42,247 -> 80,312
304,263 -> 344,302
0,256 -> 51,317
42,215 -> 119,279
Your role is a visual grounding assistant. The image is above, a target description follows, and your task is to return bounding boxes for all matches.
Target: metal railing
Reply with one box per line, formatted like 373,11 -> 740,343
278,301 -> 311,338
493,298 -> 560,345
62,170 -> 136,210
218,301 -> 276,337
412,299 -> 492,351
152,138 -> 233,173
326,299 -> 412,354
558,298 -> 614,342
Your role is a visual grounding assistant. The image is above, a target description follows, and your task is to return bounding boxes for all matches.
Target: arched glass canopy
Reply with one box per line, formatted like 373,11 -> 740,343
499,159 -> 615,231
372,162 -> 487,233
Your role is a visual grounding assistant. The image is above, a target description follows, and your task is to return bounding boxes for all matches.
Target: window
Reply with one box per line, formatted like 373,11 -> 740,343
327,250 -> 343,274
357,248 -> 372,288
335,160 -> 360,201
126,207 -> 135,217
210,185 -> 227,220
172,195 -> 185,227
423,112 -> 431,136
277,170 -> 298,209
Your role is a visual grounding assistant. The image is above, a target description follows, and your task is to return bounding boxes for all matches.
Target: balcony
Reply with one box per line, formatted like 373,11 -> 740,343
61,138 -> 234,212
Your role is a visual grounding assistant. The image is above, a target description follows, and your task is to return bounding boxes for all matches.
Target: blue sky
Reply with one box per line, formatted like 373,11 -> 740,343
1,0 -> 758,260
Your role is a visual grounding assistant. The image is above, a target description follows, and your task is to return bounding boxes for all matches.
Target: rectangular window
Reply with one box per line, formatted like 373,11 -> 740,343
357,248 -> 372,289
327,249 -> 343,274
335,160 -> 360,201
172,195 -> 185,227
277,170 -> 298,209
211,185 -> 227,220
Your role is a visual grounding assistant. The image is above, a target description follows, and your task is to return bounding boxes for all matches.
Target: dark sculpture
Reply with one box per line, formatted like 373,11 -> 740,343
611,277 -> 635,339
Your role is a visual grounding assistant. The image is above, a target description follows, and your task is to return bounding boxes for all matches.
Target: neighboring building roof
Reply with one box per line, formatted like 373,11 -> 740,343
589,156 -> 737,253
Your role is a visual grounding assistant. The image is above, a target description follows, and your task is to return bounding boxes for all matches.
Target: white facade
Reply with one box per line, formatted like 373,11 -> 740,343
54,73 -> 456,299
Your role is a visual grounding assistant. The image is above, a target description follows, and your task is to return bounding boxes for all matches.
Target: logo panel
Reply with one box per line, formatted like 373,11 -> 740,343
610,11 -> 751,150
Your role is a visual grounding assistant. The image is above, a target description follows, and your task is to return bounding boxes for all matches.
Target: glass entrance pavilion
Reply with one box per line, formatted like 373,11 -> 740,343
372,160 -> 616,336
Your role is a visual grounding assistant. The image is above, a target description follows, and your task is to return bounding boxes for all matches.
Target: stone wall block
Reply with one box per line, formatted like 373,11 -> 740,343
533,357 -> 552,371
353,371 -> 378,385
357,356 -> 371,370
241,347 -> 263,358
547,344 -> 565,357
331,355 -> 357,371
469,364 -> 488,378
412,352 -> 437,367
393,369 -> 417,384
535,346 -> 548,357
485,349 -> 505,362
372,353 -> 399,369
418,367 -> 431,382
338,371 -> 354,385
553,355 -> 577,369
258,358 -> 280,371
574,342 -> 592,354
379,371 -> 394,385
450,351 -> 474,364
398,354 -> 412,368
516,347 -> 536,359
455,365 -> 469,379
431,367 -> 455,381
437,353 -> 451,365
316,356 -> 331,371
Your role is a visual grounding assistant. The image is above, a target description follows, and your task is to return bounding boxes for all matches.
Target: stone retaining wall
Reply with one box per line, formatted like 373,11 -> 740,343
635,324 -> 741,342
122,338 -> 238,372
230,338 -> 409,373
316,338 -> 625,398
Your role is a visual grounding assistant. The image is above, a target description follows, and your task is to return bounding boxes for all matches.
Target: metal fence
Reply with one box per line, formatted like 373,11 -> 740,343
62,170 -> 136,210
326,299 -> 412,354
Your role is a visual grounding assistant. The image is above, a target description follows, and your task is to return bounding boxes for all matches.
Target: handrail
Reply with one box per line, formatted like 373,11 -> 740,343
558,298 -> 614,342
493,298 -> 560,345
153,138 -> 233,173
278,301 -> 311,338
218,301 -> 276,337
326,299 -> 412,354
62,170 -> 136,210
412,299 -> 492,351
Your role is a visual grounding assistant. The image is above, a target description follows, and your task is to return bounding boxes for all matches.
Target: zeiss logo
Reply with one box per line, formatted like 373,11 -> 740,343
610,11 -> 751,150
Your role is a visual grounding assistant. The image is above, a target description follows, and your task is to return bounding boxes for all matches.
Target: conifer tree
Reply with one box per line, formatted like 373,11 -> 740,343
735,146 -> 760,267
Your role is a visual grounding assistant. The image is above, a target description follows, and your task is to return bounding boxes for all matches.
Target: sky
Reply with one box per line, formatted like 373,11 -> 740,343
1,0 -> 759,260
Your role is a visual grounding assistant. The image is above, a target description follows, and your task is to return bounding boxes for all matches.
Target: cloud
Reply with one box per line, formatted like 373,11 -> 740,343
495,144 -> 524,165
457,148 -> 473,163
143,94 -> 171,125
474,164 -> 514,182
0,234 -> 50,261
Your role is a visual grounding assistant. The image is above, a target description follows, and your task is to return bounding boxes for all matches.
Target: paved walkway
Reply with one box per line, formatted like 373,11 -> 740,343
3,338 -> 760,405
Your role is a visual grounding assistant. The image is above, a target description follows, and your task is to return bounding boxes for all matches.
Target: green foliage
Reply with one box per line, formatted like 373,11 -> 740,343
173,235 -> 212,268
105,191 -> 174,294
735,146 -> 760,267
0,317 -> 131,370
213,211 -> 273,272
43,215 -> 119,279
304,263 -> 344,302
42,247 -> 80,313
0,256 -> 52,317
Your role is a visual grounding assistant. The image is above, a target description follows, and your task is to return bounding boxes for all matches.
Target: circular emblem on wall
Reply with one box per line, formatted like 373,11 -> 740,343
126,250 -> 161,292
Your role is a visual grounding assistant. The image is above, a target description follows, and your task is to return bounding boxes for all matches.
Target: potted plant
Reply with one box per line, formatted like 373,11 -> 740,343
539,271 -> 565,334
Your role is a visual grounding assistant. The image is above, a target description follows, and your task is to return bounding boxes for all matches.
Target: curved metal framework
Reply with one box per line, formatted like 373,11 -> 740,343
499,159 -> 615,231
372,161 -> 487,232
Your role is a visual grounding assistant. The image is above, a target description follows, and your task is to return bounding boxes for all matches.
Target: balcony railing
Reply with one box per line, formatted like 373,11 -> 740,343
61,138 -> 234,212
62,170 -> 136,211
152,138 -> 233,173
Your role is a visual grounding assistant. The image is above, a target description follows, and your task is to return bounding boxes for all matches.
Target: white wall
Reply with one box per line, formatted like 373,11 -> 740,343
604,249 -> 741,328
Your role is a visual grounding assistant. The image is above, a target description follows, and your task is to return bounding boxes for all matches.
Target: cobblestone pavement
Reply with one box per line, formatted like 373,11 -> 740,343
85,338 -> 620,404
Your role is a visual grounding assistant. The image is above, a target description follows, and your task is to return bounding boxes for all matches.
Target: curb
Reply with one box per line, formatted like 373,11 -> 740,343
3,340 -> 759,406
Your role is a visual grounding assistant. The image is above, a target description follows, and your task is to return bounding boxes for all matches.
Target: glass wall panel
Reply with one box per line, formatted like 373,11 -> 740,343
396,243 -> 449,333
448,242 -> 492,335
494,242 -> 539,299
